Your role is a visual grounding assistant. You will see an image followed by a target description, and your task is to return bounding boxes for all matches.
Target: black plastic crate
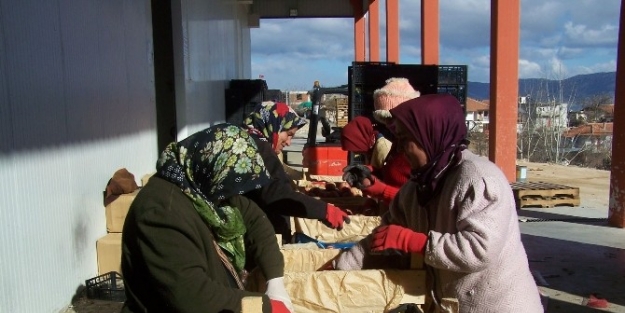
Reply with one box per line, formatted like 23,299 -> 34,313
347,62 -> 438,121
438,65 -> 468,85
264,89 -> 284,102
347,63 -> 469,120
85,271 -> 126,302
345,62 -> 468,165
225,88 -> 263,124
350,61 -> 396,84
437,84 -> 467,108
228,79 -> 268,91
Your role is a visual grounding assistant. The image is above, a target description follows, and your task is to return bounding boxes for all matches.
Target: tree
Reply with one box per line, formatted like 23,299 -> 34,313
581,93 -> 613,122
517,69 -> 576,164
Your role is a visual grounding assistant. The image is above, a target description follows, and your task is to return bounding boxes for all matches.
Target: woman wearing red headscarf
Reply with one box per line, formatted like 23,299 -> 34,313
340,116 -> 411,206
334,94 -> 543,313
341,116 -> 391,170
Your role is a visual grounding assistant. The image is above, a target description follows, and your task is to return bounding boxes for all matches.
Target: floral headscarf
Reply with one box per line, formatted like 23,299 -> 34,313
243,102 -> 307,150
155,124 -> 271,272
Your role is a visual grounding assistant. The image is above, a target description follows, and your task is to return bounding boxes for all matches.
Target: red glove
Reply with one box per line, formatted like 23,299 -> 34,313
323,204 -> 351,230
270,300 -> 292,313
370,225 -> 428,254
361,177 -> 399,203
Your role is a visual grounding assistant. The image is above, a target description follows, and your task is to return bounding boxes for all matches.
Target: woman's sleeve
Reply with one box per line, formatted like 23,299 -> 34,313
425,175 -> 513,273
234,195 -> 285,280
370,137 -> 392,170
248,140 -> 327,220
124,206 -> 271,313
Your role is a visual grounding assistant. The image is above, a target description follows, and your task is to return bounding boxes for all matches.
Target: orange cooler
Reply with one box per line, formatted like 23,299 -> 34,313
302,144 -> 348,176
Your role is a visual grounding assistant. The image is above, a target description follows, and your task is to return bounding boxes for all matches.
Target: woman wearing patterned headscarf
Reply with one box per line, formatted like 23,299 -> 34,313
121,124 -> 293,313
243,102 -> 350,242
334,94 -> 543,313
244,101 -> 307,155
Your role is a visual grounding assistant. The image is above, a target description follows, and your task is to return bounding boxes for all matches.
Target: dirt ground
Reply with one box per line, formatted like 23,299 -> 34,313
64,161 -> 612,313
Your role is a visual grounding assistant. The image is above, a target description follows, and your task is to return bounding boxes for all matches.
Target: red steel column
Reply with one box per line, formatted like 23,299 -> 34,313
368,0 -> 380,61
608,0 -> 625,228
421,0 -> 439,64
352,0 -> 366,61
489,0 -> 520,182
386,0 -> 399,63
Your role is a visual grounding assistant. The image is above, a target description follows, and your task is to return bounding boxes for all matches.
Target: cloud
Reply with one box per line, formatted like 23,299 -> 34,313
563,22 -> 618,47
251,0 -> 620,90
518,59 -> 544,79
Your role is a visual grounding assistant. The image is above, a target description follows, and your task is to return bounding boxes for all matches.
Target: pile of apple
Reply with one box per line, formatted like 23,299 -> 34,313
296,181 -> 382,215
299,181 -> 362,198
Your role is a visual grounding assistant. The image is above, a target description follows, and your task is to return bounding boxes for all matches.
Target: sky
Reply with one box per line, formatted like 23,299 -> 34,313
250,0 -> 620,91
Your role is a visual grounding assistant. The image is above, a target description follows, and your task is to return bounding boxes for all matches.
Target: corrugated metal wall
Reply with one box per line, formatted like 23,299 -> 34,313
0,0 -> 157,312
172,0 -> 252,139
0,0 -> 253,311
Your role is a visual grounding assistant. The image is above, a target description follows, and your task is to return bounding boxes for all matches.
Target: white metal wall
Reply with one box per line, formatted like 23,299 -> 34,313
0,1 -> 157,312
172,0 -> 253,139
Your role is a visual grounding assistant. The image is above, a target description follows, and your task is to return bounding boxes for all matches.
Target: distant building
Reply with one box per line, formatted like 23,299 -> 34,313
465,98 -> 489,132
561,122 -> 613,153
285,91 -> 310,108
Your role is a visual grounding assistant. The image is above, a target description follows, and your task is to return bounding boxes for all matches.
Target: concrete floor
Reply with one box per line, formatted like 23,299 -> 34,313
285,125 -> 625,313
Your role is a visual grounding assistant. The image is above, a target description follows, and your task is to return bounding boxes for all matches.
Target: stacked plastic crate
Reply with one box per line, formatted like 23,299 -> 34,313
346,62 -> 468,164
347,62 -> 467,121
225,79 -> 271,125
437,65 -> 468,114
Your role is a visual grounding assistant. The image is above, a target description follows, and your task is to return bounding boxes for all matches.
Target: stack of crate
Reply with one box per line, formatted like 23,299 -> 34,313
347,62 -> 467,121
95,173 -> 153,275
335,98 -> 349,127
224,79 -> 270,125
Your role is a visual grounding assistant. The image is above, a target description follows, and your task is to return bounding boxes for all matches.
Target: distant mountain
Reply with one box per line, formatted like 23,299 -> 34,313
467,72 -> 616,110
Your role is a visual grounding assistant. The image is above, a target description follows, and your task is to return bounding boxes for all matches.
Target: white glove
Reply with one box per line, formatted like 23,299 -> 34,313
265,277 -> 294,312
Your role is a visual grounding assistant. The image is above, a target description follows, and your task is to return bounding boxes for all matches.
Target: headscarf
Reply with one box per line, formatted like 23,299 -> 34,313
243,101 -> 307,150
341,116 -> 376,153
155,124 -> 271,272
389,94 -> 469,205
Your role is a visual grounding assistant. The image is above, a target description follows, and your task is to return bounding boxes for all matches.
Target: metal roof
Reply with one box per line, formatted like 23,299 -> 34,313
248,0 -> 354,18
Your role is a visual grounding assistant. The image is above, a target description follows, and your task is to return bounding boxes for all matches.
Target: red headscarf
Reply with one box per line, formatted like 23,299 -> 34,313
390,94 -> 468,204
341,116 -> 376,153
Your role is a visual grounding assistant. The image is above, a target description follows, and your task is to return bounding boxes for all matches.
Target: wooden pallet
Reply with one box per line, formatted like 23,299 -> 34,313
510,181 -> 580,209
515,195 -> 581,208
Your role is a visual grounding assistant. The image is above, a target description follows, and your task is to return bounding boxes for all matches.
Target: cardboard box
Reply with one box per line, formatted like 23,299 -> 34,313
281,245 -> 342,272
247,269 -> 426,313
293,215 -> 381,243
96,233 -> 122,275
105,189 -> 140,233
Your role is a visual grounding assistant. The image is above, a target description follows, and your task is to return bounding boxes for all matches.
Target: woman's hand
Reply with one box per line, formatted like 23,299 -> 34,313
342,164 -> 373,189
370,225 -> 428,254
323,204 -> 351,230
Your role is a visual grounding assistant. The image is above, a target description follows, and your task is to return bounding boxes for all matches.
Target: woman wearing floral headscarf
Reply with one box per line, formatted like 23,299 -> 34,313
121,124 -> 293,313
334,95 -> 543,313
243,102 -> 350,241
